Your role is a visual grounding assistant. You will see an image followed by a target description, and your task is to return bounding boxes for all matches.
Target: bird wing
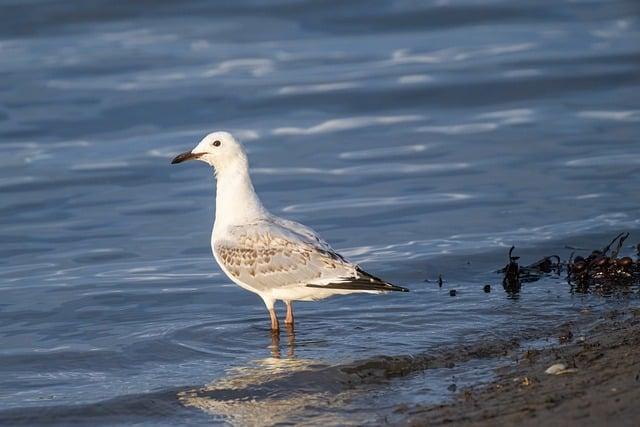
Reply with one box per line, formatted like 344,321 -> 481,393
268,215 -> 336,254
214,218 -> 354,293
213,218 -> 408,293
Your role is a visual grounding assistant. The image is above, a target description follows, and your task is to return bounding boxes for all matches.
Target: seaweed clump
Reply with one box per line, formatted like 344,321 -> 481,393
567,232 -> 639,293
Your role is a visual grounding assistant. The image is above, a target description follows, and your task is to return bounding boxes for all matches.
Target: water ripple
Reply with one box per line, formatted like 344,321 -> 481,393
253,162 -> 470,176
271,115 -> 424,136
576,110 -> 640,122
566,154 -> 640,167
338,144 -> 433,160
282,193 -> 474,213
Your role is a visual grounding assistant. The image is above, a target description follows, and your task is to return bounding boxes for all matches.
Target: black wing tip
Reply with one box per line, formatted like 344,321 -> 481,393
355,267 -> 409,292
306,276 -> 410,293
306,282 -> 409,292
306,267 -> 409,293
380,283 -> 410,292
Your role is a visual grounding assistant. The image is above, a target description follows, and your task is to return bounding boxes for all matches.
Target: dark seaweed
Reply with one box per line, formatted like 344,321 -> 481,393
497,233 -> 640,296
567,233 -> 639,294
498,246 -> 562,296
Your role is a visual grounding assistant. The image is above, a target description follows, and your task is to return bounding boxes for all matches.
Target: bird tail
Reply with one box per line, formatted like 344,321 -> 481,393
306,267 -> 409,293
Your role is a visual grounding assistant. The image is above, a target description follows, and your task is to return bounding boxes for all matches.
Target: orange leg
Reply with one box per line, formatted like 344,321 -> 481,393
268,307 -> 280,332
285,300 -> 294,326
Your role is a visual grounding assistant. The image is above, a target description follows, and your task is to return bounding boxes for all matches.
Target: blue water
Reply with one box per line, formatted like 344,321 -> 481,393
1,0 -> 639,425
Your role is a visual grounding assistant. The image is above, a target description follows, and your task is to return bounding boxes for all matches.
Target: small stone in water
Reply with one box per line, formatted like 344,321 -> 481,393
449,289 -> 457,297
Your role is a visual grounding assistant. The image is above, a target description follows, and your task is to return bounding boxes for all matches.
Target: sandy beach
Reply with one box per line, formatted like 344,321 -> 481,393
400,308 -> 640,426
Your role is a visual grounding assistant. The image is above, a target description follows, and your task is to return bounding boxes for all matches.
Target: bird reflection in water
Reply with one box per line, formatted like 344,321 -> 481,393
269,325 -> 296,359
178,327 -> 333,426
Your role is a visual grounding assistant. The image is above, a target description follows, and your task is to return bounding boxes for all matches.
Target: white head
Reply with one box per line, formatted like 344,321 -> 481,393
171,131 -> 248,175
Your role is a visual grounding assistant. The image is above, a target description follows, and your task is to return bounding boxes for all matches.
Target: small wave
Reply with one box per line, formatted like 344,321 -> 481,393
98,29 -> 178,47
397,74 -> 434,84
0,176 -> 37,188
476,108 -> 535,125
565,154 -> 640,167
576,110 -> 640,122
253,162 -> 470,176
417,123 -> 498,135
503,68 -> 542,78
271,115 -> 424,136
277,82 -> 360,95
282,193 -> 474,213
568,193 -> 605,200
70,161 -> 131,171
338,144 -> 432,160
202,58 -> 274,78
416,109 -> 536,135
0,141 -> 90,150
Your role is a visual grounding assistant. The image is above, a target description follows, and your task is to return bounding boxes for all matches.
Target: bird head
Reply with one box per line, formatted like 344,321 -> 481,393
171,131 -> 248,174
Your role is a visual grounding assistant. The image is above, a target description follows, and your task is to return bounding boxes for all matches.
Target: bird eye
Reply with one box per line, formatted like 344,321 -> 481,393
213,140 -> 221,147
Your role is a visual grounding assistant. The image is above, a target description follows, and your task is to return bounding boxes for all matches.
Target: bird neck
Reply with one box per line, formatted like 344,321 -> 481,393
213,162 -> 266,231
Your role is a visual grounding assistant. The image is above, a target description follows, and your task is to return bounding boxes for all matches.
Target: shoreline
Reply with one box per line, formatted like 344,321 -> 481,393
398,308 -> 640,426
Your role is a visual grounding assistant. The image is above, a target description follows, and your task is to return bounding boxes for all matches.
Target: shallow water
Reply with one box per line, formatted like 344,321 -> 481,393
1,0 -> 639,425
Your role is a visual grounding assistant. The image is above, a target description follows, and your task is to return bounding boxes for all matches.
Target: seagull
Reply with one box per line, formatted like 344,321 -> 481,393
171,131 -> 408,332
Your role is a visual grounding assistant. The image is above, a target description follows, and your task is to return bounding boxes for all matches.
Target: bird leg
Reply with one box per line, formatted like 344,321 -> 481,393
268,307 -> 280,332
285,300 -> 294,326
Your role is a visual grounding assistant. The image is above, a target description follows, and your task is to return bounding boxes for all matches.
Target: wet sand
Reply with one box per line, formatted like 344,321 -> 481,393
399,308 -> 640,426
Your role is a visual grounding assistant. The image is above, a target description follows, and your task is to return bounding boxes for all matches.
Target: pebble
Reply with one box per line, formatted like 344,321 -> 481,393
545,363 -> 578,375
545,363 -> 567,374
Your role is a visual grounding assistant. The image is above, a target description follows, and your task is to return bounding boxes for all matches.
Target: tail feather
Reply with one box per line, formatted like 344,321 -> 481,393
306,267 -> 409,293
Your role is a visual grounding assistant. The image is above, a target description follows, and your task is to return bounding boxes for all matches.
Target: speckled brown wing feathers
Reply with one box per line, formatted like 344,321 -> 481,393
214,219 -> 356,293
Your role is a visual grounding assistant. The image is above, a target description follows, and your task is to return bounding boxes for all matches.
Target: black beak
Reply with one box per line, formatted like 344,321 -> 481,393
171,151 -> 203,164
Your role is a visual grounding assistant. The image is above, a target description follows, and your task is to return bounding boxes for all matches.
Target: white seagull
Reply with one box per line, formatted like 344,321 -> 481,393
171,131 -> 408,331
